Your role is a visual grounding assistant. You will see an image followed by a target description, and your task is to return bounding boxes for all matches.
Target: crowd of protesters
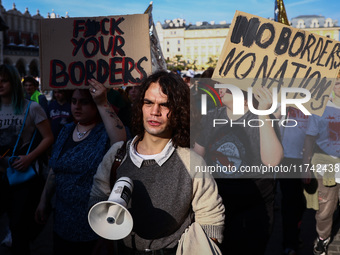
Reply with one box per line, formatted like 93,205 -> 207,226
0,64 -> 339,255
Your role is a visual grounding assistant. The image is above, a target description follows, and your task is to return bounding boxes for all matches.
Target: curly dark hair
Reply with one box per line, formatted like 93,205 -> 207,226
131,70 -> 190,148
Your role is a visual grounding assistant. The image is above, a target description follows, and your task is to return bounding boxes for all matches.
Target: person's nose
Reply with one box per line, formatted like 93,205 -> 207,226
150,104 -> 161,116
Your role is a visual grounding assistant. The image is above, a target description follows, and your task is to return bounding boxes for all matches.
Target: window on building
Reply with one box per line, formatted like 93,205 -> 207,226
178,40 -> 180,44
167,48 -> 169,52
178,47 -> 181,52
167,41 -> 169,45
297,20 -> 305,28
325,18 -> 333,27
311,19 -> 319,28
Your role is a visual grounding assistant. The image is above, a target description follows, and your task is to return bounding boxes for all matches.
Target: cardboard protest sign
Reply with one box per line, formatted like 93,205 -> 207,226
213,11 -> 340,116
40,14 -> 151,90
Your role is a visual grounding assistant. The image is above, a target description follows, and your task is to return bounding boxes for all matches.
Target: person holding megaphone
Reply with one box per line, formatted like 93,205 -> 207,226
89,71 -> 225,254
35,79 -> 126,255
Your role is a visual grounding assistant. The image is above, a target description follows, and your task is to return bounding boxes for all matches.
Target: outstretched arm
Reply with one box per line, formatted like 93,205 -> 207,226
254,87 -> 283,166
88,79 -> 126,145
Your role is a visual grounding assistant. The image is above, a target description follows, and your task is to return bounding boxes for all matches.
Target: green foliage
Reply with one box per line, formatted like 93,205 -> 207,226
206,56 -> 218,68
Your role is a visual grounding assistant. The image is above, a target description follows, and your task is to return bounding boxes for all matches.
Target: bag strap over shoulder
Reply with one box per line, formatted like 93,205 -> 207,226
26,130 -> 37,155
109,141 -> 127,189
12,101 -> 32,156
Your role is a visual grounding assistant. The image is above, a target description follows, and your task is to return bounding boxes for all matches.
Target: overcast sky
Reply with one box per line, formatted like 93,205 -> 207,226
2,0 -> 340,24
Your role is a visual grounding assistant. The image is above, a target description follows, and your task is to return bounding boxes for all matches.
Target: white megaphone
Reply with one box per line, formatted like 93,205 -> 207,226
88,177 -> 133,240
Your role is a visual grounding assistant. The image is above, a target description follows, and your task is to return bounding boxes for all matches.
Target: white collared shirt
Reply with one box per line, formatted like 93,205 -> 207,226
129,136 -> 176,168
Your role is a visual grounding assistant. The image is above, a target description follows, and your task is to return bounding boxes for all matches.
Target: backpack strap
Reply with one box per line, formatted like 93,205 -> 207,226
109,141 -> 127,190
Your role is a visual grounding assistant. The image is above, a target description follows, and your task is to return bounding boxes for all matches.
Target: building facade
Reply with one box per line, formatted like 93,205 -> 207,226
291,15 -> 339,40
0,4 -> 338,74
0,1 -> 67,78
156,18 -> 229,70
156,15 -> 340,70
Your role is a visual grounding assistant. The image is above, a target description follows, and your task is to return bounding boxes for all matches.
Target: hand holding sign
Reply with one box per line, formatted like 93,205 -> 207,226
88,78 -> 108,106
254,87 -> 273,111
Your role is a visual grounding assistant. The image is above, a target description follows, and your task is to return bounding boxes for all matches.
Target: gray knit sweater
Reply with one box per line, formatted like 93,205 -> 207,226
89,139 -> 225,250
